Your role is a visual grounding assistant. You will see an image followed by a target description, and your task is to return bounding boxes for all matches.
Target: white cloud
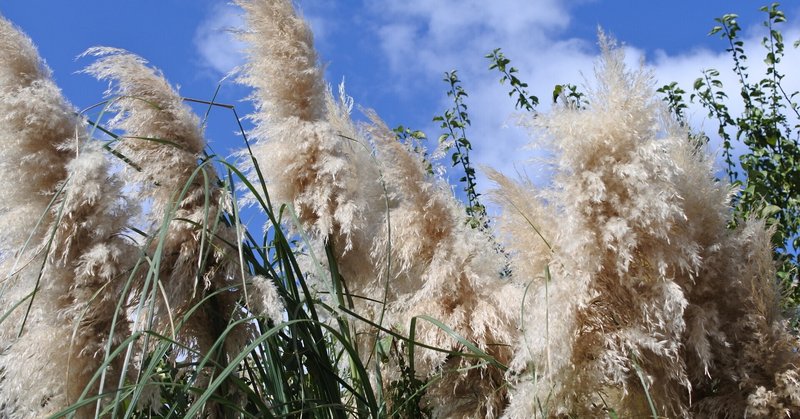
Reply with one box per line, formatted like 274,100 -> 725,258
371,0 -> 573,78
194,4 -> 246,75
194,3 -> 331,77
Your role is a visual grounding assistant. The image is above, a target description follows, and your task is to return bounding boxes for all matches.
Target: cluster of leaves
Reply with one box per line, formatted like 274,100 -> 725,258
393,125 -> 433,175
664,2 -> 800,304
486,48 -> 586,112
657,82 -> 709,147
433,71 -> 488,229
552,83 -> 587,109
486,48 -> 540,112
657,82 -> 690,125
380,336 -> 432,419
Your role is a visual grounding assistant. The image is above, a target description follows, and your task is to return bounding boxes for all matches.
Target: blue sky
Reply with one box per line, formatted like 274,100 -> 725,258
2,1 -> 799,208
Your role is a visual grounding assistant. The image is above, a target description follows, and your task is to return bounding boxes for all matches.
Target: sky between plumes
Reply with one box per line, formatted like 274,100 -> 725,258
3,1 -> 800,211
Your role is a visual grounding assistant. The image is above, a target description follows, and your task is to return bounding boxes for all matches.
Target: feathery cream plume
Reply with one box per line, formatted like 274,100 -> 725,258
236,1 -> 519,415
497,34 -> 800,418
83,48 -> 247,416
0,16 -> 135,418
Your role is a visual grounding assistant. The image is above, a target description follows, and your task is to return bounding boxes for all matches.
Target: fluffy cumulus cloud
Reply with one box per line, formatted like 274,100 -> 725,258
370,0 -> 573,76
194,3 -> 247,75
194,1 -> 330,76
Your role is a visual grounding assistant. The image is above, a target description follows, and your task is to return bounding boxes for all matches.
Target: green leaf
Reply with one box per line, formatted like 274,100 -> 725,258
761,204 -> 782,217
552,84 -> 564,103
